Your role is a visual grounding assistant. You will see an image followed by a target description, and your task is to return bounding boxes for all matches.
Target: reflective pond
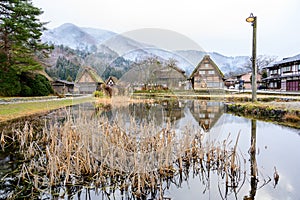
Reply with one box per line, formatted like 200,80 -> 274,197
0,98 -> 299,199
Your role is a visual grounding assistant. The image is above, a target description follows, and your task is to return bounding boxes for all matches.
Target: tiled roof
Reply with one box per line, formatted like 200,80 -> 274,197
264,53 -> 300,69
275,54 -> 300,65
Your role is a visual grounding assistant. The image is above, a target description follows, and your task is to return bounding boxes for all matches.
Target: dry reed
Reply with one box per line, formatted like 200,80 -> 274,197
1,101 -> 245,199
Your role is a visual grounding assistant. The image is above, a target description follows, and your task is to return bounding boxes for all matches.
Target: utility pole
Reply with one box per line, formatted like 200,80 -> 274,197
246,13 -> 257,102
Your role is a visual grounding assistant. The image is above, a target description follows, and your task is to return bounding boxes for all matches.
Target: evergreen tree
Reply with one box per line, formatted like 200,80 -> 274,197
0,0 -> 52,73
0,0 -> 53,96
66,75 -> 73,82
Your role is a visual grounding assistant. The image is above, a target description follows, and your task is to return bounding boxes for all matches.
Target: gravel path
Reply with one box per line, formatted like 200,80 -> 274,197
0,95 -> 91,105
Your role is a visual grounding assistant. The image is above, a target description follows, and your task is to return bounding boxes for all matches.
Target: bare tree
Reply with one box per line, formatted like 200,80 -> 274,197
243,55 -> 277,72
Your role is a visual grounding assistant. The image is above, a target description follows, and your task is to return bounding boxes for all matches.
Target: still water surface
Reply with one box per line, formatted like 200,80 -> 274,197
0,99 -> 299,199
73,100 -> 300,199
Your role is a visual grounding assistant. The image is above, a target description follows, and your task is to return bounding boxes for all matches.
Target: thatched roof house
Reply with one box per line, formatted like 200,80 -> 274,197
75,66 -> 104,94
152,65 -> 187,90
105,76 -> 118,86
189,55 -> 224,90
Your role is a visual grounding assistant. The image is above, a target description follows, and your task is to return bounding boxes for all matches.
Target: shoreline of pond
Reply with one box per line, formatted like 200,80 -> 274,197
0,93 -> 300,129
225,102 -> 300,129
0,95 -> 95,124
132,93 -> 300,129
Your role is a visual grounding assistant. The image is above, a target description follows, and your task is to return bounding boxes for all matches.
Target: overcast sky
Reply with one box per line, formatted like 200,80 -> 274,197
32,0 -> 299,59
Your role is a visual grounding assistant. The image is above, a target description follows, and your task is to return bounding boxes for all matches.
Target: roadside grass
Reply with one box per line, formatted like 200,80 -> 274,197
0,96 -> 96,122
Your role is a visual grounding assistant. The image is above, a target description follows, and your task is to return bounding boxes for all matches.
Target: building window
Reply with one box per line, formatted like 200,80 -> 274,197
208,70 -> 215,75
270,82 -> 277,88
282,66 -> 292,73
205,63 -> 209,68
199,113 -> 205,118
270,69 -> 278,75
208,82 -> 221,88
199,71 -> 205,75
208,113 -> 215,118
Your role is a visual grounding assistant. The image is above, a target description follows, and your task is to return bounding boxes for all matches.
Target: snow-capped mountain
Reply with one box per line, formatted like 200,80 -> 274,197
42,23 -> 250,76
174,51 -> 250,76
42,23 -> 97,50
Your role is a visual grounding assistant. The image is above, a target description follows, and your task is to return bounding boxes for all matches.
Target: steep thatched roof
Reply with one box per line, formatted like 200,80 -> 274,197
190,55 -> 224,79
105,76 -> 118,84
153,66 -> 187,79
75,66 -> 104,83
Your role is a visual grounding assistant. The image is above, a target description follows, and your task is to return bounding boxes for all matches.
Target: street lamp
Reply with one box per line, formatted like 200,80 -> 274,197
246,13 -> 257,102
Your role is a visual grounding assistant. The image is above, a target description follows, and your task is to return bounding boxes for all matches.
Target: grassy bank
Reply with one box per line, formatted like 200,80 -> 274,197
0,96 -> 95,122
225,102 -> 300,129
133,90 -> 300,102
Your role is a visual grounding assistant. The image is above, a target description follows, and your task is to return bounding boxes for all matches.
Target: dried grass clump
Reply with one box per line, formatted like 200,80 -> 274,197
283,113 -> 300,123
1,108 -> 244,199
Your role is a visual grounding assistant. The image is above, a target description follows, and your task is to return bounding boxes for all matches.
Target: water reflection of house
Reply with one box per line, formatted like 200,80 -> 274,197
51,79 -> 75,94
189,55 -> 224,90
123,100 -> 185,126
189,100 -> 224,131
75,66 -> 104,94
160,100 -> 185,122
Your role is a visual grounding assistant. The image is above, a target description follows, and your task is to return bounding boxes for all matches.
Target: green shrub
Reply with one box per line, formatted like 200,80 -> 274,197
0,68 -> 21,96
30,74 -> 53,96
20,85 -> 33,96
20,73 -> 53,96
93,90 -> 104,97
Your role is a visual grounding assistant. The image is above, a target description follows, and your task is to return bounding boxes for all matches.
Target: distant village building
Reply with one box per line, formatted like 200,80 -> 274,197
105,76 -> 118,87
224,72 -> 262,90
152,66 -> 187,90
75,66 -> 104,94
51,79 -> 75,94
224,78 -> 235,89
189,55 -> 224,90
105,76 -> 119,95
235,72 -> 262,90
263,54 -> 300,91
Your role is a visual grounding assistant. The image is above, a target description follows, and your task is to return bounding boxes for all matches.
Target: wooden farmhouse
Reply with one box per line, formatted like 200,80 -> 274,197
189,55 -> 224,90
75,66 -> 104,94
105,76 -> 118,87
152,66 -> 187,90
51,79 -> 75,94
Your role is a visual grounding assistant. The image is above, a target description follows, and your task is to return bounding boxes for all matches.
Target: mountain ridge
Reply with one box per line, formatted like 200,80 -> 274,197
42,23 -> 252,77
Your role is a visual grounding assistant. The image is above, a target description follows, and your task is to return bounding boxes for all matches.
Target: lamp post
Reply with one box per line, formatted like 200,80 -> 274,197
246,13 -> 257,102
